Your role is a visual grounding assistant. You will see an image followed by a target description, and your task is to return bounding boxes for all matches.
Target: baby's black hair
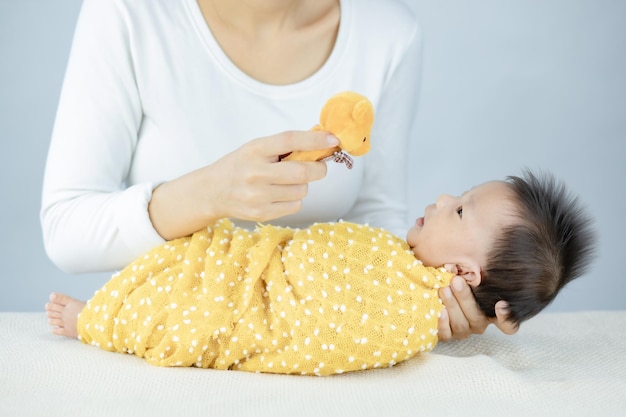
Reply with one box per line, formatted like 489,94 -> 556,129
472,169 -> 597,327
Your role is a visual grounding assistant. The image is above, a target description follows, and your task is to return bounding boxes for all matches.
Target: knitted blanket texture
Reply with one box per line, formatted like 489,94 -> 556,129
77,219 -> 452,376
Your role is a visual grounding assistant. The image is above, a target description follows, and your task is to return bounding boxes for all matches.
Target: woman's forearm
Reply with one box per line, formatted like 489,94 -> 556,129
147,167 -> 221,241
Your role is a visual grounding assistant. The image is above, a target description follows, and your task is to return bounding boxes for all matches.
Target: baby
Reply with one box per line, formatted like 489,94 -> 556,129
46,170 -> 595,376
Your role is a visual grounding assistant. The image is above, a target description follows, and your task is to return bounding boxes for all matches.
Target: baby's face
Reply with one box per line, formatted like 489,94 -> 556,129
406,181 -> 517,270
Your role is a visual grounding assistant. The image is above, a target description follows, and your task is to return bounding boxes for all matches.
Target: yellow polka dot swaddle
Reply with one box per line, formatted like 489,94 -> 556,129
77,219 -> 452,375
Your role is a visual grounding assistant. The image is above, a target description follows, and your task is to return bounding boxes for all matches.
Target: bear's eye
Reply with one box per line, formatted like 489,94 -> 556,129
363,137 -> 367,142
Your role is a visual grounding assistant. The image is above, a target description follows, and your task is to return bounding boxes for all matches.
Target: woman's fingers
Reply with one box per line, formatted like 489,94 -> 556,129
255,130 -> 339,160
450,276 -> 490,333
438,277 -> 520,342
203,130 -> 339,223
437,307 -> 453,342
147,130 -> 337,239
268,159 -> 328,186
438,276 -> 489,341
438,285 -> 471,340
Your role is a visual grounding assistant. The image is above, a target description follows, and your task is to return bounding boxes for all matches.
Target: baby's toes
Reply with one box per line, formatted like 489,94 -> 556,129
48,316 -> 64,328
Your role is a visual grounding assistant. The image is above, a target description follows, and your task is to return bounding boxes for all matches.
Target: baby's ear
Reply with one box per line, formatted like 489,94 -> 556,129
494,301 -> 517,332
448,262 -> 482,287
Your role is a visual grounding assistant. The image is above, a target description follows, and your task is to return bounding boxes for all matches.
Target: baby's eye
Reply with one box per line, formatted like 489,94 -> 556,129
457,206 -> 463,218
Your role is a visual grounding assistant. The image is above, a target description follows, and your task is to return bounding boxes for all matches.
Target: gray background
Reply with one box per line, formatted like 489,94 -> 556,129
1,0 -> 624,312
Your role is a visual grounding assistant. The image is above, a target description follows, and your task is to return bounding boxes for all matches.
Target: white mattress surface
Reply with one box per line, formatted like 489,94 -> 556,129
1,311 -> 625,417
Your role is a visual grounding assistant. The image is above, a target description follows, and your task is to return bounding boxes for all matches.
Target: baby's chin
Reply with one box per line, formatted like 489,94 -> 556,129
405,227 -> 418,246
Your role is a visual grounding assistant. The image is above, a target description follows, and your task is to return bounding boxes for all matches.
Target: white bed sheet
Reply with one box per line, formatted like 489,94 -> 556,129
1,311 -> 625,417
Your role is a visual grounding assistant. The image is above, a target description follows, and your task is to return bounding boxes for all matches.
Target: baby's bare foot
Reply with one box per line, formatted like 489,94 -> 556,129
45,292 -> 86,339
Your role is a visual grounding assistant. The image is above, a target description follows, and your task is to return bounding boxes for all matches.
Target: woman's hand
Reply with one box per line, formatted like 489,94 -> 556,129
149,131 -> 338,240
206,131 -> 337,222
437,276 -> 518,341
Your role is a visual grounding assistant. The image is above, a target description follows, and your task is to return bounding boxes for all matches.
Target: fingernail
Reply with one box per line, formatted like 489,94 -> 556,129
452,276 -> 464,291
327,135 -> 339,146
442,287 -> 452,299
440,308 -> 448,320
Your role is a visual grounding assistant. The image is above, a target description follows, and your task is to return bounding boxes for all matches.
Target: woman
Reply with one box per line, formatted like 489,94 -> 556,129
41,0 -> 515,340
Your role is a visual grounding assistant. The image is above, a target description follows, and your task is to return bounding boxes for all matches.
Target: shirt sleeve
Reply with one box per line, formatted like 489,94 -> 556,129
40,0 -> 165,273
342,16 -> 423,238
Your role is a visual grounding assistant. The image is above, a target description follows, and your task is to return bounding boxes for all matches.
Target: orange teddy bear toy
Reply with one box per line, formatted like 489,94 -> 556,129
280,91 -> 374,169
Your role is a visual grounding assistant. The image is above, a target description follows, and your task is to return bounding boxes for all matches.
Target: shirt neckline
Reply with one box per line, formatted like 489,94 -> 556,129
183,0 -> 351,98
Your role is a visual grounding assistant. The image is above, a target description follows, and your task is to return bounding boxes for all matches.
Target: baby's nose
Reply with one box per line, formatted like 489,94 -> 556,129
436,194 -> 456,207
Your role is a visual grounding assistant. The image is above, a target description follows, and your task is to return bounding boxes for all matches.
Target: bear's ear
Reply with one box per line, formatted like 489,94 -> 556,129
352,99 -> 374,124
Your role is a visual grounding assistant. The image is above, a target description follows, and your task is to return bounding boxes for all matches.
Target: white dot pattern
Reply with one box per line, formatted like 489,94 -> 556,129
77,219 -> 453,376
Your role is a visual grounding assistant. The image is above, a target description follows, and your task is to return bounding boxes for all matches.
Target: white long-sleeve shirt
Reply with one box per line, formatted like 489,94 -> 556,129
41,0 -> 423,273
